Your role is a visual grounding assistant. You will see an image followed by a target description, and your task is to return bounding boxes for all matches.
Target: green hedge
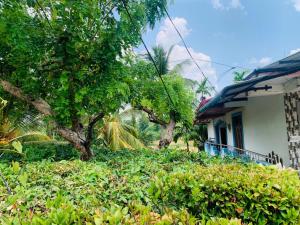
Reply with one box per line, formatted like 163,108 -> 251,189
149,164 -> 300,224
0,149 -> 299,224
0,143 -> 79,162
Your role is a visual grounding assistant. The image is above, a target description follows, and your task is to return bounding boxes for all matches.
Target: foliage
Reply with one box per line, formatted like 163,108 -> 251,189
174,123 -> 208,150
98,115 -> 144,151
0,148 -> 299,224
0,0 -> 168,157
0,99 -> 51,156
196,78 -> 213,99
233,71 -> 249,83
122,110 -> 160,146
130,64 -> 195,126
149,164 -> 300,224
149,45 -> 189,76
0,143 -> 79,162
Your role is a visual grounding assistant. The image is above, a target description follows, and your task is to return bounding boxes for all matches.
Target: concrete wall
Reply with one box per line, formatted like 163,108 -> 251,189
205,94 -> 290,166
242,94 -> 289,166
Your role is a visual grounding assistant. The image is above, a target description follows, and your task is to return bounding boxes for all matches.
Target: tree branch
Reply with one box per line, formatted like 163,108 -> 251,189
137,105 -> 167,126
0,79 -> 89,156
85,112 -> 105,147
0,79 -> 53,116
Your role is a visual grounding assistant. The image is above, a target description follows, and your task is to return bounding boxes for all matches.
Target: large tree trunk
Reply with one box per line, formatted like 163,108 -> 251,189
0,79 -> 103,161
159,119 -> 176,149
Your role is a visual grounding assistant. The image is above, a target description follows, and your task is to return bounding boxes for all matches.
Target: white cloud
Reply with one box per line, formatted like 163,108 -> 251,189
250,57 -> 272,67
230,0 -> 244,9
156,17 -> 191,49
211,0 -> 244,10
292,0 -> 300,11
156,18 -> 217,85
211,0 -> 224,10
289,48 -> 300,55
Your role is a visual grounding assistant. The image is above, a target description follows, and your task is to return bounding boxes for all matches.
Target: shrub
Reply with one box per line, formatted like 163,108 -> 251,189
0,143 -> 79,162
0,149 -> 298,224
149,164 -> 300,224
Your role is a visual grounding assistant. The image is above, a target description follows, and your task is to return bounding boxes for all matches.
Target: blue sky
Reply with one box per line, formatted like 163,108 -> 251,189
142,0 -> 300,90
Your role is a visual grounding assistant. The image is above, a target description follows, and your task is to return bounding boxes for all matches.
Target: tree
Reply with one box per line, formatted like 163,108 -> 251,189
98,115 -> 144,151
0,0 -> 168,160
149,45 -> 189,76
233,71 -> 248,83
129,60 -> 195,148
174,123 -> 208,151
196,78 -> 213,100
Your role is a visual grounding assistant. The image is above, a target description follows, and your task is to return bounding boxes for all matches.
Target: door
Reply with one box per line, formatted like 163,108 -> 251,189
219,127 -> 227,145
214,121 -> 227,146
232,113 -> 244,149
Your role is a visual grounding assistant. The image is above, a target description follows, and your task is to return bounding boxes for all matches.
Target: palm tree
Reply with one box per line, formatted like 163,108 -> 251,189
0,98 -> 52,155
196,78 -> 213,100
98,115 -> 144,151
149,45 -> 190,76
233,70 -> 248,83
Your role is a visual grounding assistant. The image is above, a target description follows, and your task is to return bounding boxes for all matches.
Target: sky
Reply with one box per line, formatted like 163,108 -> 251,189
141,0 -> 300,90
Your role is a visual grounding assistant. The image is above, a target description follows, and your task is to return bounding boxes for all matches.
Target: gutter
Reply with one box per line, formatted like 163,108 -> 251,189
198,69 -> 300,114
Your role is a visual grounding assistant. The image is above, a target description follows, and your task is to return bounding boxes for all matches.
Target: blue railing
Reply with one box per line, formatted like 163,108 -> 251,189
204,141 -> 282,166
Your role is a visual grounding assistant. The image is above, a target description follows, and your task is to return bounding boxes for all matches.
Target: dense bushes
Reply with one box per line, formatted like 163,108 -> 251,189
0,148 -> 299,224
0,143 -> 79,162
149,164 -> 300,224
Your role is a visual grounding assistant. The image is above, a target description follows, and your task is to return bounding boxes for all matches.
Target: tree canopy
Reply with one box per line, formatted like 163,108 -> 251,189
0,0 -> 168,159
129,59 -> 195,147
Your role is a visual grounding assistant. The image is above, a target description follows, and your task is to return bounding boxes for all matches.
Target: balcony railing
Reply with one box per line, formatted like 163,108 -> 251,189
204,141 -> 283,167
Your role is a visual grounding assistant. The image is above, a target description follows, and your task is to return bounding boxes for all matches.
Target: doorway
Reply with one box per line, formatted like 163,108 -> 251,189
215,121 -> 227,146
232,112 -> 244,149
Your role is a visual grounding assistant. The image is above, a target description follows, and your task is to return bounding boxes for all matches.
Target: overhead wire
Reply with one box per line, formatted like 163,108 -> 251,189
120,0 -> 176,108
162,4 -> 217,94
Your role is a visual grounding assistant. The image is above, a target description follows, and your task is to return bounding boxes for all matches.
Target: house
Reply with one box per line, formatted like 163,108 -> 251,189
196,52 -> 300,169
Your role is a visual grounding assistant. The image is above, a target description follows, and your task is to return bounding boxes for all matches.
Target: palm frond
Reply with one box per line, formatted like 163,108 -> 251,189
99,116 -> 144,151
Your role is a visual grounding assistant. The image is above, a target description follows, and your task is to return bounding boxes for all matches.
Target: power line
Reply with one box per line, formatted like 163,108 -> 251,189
162,5 -> 217,94
120,0 -> 175,108
169,58 -> 251,71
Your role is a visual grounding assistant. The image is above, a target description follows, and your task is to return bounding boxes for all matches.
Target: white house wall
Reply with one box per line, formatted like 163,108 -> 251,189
207,122 -> 215,140
206,94 -> 290,166
242,94 -> 289,166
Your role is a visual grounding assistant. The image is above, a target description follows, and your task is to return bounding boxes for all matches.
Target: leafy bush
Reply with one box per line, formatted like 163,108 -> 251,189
0,143 -> 79,162
0,149 -> 299,224
149,164 -> 300,224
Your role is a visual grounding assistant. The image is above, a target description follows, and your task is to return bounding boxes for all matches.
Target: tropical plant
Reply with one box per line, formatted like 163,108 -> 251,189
149,45 -> 190,76
174,123 -> 208,151
99,115 -> 144,151
129,61 -> 195,148
121,109 -> 160,146
0,99 -> 51,156
196,78 -> 213,100
233,70 -> 249,83
0,0 -> 169,160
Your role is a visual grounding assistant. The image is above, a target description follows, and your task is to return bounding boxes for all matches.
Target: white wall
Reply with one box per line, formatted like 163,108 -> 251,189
207,121 -> 215,140
205,94 -> 290,166
242,94 -> 289,166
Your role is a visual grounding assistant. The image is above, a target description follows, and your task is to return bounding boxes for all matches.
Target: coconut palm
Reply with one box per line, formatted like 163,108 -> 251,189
0,98 -> 52,155
233,70 -> 248,83
196,78 -> 213,100
98,115 -> 144,151
149,45 -> 190,76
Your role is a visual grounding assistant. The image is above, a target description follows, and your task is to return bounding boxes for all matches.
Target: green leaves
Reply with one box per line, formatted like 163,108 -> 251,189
1,149 -> 299,224
148,164 -> 300,224
0,0 -> 169,152
11,141 -> 22,154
